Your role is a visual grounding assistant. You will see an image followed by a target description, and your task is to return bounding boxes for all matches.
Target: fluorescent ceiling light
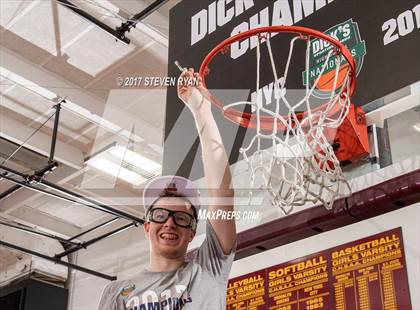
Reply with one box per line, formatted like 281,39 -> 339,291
413,124 -> 420,132
86,144 -> 161,185
111,146 -> 161,173
88,157 -> 147,185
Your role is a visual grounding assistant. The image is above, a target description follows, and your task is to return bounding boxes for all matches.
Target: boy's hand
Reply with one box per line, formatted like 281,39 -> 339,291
177,68 -> 211,114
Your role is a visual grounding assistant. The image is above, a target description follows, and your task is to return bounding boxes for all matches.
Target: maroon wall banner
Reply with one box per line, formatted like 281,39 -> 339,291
226,227 -> 412,309
227,270 -> 266,309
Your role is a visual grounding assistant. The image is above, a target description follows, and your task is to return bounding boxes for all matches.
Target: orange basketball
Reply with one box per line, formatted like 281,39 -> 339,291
315,63 -> 350,91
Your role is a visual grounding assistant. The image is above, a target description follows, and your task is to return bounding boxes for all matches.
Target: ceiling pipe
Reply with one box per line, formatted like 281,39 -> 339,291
0,184 -> 21,200
116,0 -> 169,35
0,165 -> 144,225
38,177 -> 144,225
0,239 -> 116,281
0,220 -> 80,247
0,161 -> 58,203
48,103 -> 61,164
1,173 -> 121,218
55,222 -> 136,259
67,217 -> 119,242
57,0 -> 169,44
0,103 -> 60,202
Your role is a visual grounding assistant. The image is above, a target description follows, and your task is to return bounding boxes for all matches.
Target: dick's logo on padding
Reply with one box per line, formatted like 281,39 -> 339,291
303,19 -> 366,99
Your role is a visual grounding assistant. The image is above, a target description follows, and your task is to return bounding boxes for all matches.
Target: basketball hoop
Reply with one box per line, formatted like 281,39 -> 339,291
199,26 -> 355,214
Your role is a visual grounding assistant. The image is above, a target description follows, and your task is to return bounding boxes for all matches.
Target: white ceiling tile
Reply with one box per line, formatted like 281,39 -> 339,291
64,28 -> 136,76
7,1 -> 93,57
0,0 -> 34,28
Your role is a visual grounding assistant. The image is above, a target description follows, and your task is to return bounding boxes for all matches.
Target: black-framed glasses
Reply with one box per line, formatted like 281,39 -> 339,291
146,208 -> 197,229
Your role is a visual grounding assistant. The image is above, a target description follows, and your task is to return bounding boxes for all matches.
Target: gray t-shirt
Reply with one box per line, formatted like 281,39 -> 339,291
98,221 -> 235,310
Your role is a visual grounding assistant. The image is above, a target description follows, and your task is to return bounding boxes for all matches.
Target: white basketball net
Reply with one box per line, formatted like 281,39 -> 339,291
224,33 -> 352,214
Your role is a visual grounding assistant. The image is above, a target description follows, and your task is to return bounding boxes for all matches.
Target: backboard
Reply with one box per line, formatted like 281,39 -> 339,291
164,0 -> 420,227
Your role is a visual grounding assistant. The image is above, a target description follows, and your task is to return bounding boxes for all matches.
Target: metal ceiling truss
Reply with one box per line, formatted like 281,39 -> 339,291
54,222 -> 136,259
0,101 -> 144,281
57,0 -> 169,44
0,166 -> 144,281
0,102 -> 62,201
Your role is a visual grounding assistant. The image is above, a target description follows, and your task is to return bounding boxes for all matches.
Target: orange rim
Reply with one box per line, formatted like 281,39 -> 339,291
199,26 -> 356,131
